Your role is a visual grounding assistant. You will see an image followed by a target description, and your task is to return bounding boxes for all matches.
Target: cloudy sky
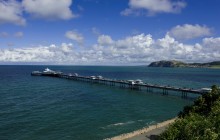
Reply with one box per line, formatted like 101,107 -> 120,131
0,0 -> 220,65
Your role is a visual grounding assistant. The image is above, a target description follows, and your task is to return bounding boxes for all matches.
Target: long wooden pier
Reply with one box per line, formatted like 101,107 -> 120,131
31,69 -> 210,98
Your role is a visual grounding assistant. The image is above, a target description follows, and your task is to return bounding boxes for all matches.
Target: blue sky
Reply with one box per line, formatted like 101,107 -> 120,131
0,0 -> 220,65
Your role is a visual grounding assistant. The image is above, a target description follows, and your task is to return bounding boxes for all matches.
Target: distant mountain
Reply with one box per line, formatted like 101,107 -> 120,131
148,60 -> 220,68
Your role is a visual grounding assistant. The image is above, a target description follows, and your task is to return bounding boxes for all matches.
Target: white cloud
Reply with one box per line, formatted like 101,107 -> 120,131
0,31 -> 24,38
203,37 -> 220,47
0,0 -> 77,26
98,35 -> 114,45
0,34 -> 220,65
202,37 -> 220,55
65,30 -> 84,44
0,32 -> 9,37
91,34 -> 219,64
92,27 -> 100,36
60,43 -> 73,53
0,0 -> 26,25
121,0 -> 186,16
14,31 -> 23,38
22,0 -> 75,20
0,43 -> 75,63
168,24 -> 212,40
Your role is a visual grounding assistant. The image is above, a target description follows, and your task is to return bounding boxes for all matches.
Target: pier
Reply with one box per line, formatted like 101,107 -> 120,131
31,68 -> 211,98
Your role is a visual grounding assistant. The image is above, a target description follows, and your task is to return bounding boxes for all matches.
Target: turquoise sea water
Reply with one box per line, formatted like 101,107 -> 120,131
1,66 -> 220,140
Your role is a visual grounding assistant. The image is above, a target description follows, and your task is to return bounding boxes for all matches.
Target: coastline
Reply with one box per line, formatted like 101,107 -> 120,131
105,118 -> 177,140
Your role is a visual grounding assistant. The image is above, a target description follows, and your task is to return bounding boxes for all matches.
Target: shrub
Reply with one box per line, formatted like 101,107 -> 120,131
160,85 -> 220,140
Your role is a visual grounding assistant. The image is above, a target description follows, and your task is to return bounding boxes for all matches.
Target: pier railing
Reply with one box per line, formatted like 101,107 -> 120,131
32,71 -> 210,98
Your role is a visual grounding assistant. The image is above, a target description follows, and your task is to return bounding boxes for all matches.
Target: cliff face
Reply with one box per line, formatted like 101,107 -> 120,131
148,60 -> 220,68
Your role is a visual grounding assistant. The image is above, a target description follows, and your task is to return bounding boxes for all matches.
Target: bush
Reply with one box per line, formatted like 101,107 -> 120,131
160,85 -> 220,140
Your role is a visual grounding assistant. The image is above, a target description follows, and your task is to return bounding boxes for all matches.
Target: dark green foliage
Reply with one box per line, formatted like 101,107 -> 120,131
205,61 -> 220,66
178,85 -> 220,118
160,85 -> 220,140
148,60 -> 187,67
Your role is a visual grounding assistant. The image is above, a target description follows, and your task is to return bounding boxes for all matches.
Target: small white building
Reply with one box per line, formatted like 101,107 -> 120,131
96,76 -> 103,79
90,76 -> 96,80
128,80 -> 135,85
43,68 -> 55,73
135,79 -> 143,84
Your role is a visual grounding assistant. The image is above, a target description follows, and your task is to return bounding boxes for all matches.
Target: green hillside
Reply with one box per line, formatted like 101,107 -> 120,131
148,60 -> 220,68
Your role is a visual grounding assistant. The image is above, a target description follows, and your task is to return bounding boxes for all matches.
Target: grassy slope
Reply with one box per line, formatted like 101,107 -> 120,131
209,65 -> 220,68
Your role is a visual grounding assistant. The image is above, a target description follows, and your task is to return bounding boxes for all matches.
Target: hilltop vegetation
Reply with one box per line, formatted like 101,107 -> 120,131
159,85 -> 220,140
148,60 -> 220,68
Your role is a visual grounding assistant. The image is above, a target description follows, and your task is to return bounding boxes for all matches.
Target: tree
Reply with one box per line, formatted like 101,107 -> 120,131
160,85 -> 220,140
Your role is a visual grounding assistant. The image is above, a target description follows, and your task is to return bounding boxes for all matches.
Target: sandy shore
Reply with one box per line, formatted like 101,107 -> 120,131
104,118 -> 176,140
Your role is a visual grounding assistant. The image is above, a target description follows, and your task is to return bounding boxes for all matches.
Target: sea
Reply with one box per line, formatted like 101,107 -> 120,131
1,65 -> 220,140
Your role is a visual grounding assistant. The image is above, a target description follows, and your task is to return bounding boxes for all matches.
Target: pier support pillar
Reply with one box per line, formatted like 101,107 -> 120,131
163,89 -> 168,95
147,87 -> 152,92
182,91 -> 188,98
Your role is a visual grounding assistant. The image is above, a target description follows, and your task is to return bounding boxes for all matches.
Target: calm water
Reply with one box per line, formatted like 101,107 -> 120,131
0,66 -> 220,140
